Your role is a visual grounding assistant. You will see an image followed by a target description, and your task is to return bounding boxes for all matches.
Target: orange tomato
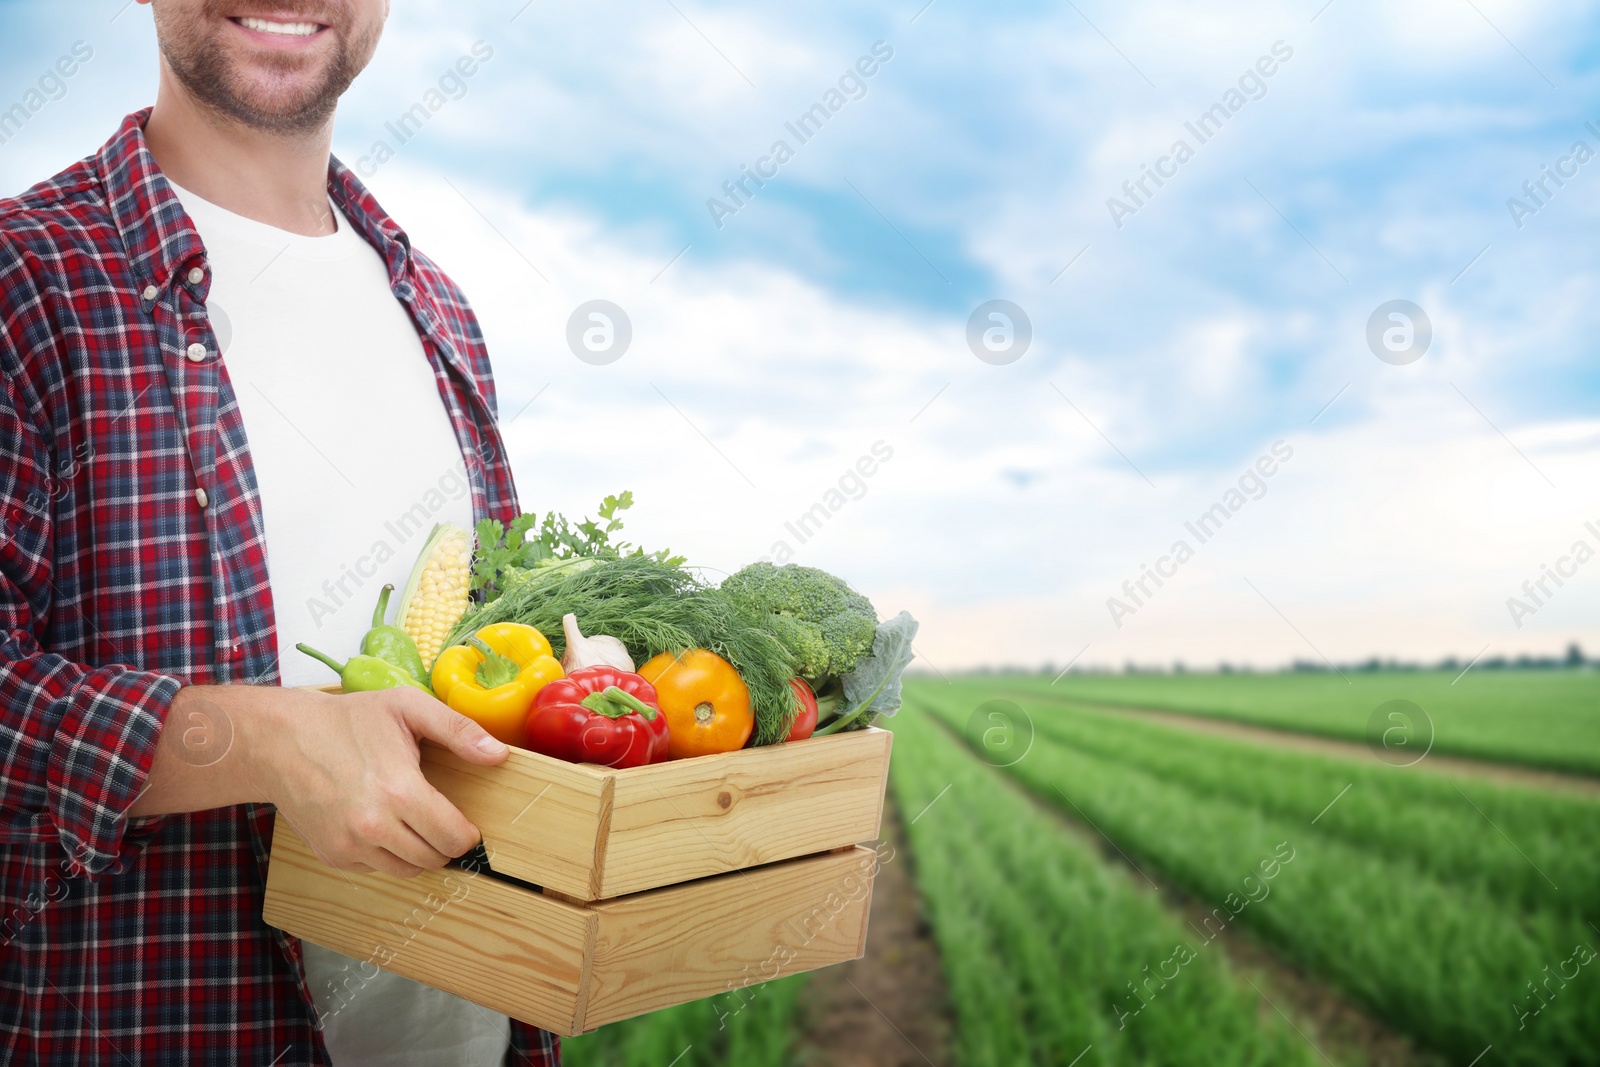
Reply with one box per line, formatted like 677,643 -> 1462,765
638,649 -> 753,758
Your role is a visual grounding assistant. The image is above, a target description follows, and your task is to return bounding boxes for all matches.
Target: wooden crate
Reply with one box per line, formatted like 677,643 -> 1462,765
262,722 -> 892,1034
265,820 -> 879,1034
421,727 -> 892,900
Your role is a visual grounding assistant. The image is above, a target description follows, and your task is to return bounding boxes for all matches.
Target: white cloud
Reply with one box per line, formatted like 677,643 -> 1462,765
369,158 -> 1600,673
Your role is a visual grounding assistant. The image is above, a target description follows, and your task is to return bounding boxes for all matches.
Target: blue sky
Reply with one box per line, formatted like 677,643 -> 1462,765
4,0 -> 1600,670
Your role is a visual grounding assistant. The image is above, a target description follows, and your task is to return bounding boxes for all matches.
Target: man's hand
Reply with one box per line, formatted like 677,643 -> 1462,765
131,685 -> 509,878
256,686 -> 509,876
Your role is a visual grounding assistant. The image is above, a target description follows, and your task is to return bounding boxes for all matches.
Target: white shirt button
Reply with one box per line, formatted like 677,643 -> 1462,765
186,343 -> 207,362
187,267 -> 205,285
194,486 -> 210,509
142,285 -> 159,301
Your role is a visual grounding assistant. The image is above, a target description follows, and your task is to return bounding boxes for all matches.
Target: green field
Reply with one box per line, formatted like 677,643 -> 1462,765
995,669 -> 1600,774
884,709 -> 1326,1066
562,974 -> 805,1067
560,670 -> 1600,1066
916,682 -> 1600,1065
950,686 -> 1600,915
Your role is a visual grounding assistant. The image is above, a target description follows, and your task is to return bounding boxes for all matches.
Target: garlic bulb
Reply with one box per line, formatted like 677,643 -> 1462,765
561,613 -> 635,673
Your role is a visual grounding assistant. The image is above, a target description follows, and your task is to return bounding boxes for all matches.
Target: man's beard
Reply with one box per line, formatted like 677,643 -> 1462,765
155,3 -> 377,136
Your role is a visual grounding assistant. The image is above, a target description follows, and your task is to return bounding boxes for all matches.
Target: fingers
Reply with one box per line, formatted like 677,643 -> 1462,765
318,836 -> 432,878
288,689 -> 501,878
325,820 -> 445,877
379,820 -> 453,872
308,834 -> 418,878
362,771 -> 477,867
395,689 -> 510,765
401,781 -> 482,861
366,850 -> 424,879
332,790 -> 451,875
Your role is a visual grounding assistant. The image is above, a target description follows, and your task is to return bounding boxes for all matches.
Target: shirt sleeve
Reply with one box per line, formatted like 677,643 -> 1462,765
0,298 -> 182,877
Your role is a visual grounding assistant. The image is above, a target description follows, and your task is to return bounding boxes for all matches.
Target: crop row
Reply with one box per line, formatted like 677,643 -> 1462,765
885,710 -> 1328,1067
992,669 -> 1600,775
944,682 -> 1600,916
910,689 -> 1600,1064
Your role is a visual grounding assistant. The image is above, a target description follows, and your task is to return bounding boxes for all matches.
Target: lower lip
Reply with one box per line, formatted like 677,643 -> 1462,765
227,18 -> 330,47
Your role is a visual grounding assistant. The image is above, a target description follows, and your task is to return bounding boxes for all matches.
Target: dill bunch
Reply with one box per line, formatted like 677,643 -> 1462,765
444,556 -> 801,745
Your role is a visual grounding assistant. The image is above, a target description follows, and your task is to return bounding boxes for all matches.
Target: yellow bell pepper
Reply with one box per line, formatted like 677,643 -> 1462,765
432,623 -> 564,747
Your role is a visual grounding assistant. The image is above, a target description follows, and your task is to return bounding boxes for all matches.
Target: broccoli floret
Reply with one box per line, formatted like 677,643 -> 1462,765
719,562 -> 878,680
820,611 -> 878,666
757,614 -> 832,680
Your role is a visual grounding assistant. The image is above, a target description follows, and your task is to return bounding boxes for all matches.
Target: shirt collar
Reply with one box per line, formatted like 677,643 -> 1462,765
327,153 -> 414,290
96,108 -> 415,292
97,109 -> 204,293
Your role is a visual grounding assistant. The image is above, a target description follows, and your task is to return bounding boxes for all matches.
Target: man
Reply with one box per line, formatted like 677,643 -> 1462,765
0,1 -> 559,1063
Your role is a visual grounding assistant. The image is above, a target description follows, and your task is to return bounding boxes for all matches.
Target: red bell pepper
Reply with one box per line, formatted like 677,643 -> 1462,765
524,665 -> 670,768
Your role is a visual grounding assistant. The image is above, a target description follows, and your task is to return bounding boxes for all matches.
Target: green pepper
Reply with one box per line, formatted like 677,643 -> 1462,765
361,583 -> 430,690
296,643 -> 429,693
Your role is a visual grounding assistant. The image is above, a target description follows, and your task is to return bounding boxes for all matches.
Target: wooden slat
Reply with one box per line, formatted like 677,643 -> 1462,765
420,743 -> 613,899
262,816 -> 594,1035
598,729 -> 892,898
582,845 -> 878,1029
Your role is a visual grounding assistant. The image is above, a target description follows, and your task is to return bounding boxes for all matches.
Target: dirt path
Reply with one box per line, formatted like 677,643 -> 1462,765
794,798 -> 954,1067
1013,692 -> 1600,796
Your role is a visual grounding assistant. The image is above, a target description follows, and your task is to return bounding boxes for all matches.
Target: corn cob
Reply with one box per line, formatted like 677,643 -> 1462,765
395,522 -> 472,672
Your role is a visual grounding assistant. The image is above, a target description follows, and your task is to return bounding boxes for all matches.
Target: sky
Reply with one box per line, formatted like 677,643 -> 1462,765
3,0 -> 1599,672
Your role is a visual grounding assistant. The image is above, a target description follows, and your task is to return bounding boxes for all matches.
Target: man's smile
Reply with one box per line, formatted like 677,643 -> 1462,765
226,13 -> 331,44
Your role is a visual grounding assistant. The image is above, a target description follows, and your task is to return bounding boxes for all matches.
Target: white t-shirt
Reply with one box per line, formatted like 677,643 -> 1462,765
168,182 -> 510,1066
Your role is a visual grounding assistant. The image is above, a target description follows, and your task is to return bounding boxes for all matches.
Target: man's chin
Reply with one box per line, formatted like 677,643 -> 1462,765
191,83 -> 336,134
178,54 -> 343,133
156,7 -> 373,138
240,81 -> 331,118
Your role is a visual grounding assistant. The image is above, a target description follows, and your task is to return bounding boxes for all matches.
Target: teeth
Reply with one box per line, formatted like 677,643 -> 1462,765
237,16 -> 320,36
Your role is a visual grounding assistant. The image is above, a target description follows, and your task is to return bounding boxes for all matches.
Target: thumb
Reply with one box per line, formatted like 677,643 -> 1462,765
400,693 -> 510,765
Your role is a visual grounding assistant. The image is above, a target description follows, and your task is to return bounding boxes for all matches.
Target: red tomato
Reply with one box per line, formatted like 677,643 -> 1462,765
786,677 -> 819,742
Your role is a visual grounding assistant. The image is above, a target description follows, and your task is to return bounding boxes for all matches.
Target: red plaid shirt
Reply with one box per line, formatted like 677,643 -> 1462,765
0,111 -> 559,1066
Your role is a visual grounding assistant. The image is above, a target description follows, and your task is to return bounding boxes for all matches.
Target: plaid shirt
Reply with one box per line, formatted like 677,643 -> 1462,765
0,110 -> 559,1066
